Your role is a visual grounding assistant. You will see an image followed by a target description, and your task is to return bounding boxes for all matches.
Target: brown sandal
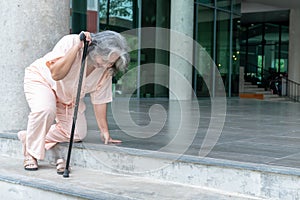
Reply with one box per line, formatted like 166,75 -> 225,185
56,159 -> 69,175
24,155 -> 38,171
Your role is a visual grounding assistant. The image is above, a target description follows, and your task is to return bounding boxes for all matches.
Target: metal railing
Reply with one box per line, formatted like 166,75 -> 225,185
286,78 -> 300,102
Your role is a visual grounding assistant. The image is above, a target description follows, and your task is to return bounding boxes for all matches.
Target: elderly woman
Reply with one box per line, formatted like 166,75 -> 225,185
18,31 -> 130,172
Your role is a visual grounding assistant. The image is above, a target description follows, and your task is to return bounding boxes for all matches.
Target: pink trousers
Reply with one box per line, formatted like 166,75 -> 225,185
19,69 -> 87,160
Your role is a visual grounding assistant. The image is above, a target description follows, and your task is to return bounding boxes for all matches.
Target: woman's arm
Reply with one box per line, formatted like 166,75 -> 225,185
47,32 -> 91,81
93,103 -> 122,144
47,44 -> 81,81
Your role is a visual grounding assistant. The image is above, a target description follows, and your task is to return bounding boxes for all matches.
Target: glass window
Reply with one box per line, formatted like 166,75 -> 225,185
231,15 -> 241,96
99,0 -> 134,31
71,0 -> 87,33
239,20 -> 289,89
194,5 -> 214,97
114,36 -> 139,98
97,0 -> 138,97
195,0 -> 214,6
115,0 -> 171,98
248,24 -> 263,45
232,0 -> 241,14
216,0 -> 231,11
264,23 -> 279,74
139,0 -> 170,98
279,25 -> 289,74
240,24 -> 264,83
216,11 -> 230,94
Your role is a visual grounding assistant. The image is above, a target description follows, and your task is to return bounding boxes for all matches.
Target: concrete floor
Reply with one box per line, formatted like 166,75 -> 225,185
83,97 -> 300,171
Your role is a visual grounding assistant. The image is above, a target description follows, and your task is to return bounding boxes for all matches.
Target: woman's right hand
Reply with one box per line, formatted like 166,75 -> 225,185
77,31 -> 92,50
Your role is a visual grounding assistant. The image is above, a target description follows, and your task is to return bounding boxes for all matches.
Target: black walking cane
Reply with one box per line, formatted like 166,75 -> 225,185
63,32 -> 89,178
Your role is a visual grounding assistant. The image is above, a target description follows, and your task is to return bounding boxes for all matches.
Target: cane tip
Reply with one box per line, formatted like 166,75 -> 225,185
63,169 -> 70,178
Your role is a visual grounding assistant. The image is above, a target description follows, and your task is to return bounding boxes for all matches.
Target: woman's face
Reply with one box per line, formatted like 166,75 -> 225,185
93,53 -> 119,69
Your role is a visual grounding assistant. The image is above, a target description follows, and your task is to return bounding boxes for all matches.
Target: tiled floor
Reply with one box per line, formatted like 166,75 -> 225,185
83,97 -> 300,170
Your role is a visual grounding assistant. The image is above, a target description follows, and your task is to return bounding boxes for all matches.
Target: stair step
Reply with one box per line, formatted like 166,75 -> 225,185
264,96 -> 289,101
244,88 -> 265,92
1,133 -> 300,200
244,85 -> 259,89
244,82 -> 253,85
263,94 -> 280,98
254,91 -> 272,95
2,155 -> 249,200
242,82 -> 292,102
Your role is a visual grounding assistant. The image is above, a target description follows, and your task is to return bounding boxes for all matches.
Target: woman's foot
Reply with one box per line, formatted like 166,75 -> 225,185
24,155 -> 38,171
56,158 -> 68,175
19,132 -> 38,171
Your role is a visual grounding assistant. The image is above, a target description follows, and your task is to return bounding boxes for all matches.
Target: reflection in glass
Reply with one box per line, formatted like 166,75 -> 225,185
99,0 -> 133,31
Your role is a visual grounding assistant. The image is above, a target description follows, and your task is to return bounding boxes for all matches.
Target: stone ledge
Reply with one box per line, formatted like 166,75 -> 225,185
2,132 -> 300,177
1,133 -> 300,199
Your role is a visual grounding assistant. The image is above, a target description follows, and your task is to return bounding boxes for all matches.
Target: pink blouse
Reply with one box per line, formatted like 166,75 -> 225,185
27,34 -> 113,113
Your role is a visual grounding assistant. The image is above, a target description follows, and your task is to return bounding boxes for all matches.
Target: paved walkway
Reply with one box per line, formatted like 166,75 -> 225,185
83,97 -> 300,170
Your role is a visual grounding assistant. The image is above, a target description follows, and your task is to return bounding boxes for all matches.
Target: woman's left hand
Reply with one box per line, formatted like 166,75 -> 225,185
101,132 -> 122,144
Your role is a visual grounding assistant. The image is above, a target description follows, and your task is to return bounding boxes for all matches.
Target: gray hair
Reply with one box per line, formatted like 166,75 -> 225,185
87,31 -> 130,74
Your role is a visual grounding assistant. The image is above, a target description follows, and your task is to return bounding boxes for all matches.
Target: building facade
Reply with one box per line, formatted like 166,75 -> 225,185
73,0 -> 299,99
72,0 -> 241,98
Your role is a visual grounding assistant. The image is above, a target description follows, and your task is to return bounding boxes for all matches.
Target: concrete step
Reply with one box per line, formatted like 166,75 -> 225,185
1,156 -> 251,200
1,133 -> 300,200
242,82 -> 292,102
244,85 -> 260,89
244,83 -> 264,89
0,134 -> 257,200
243,88 -> 265,93
261,92 -> 291,101
244,82 -> 253,85
264,96 -> 290,101
263,94 -> 281,98
254,91 -> 272,95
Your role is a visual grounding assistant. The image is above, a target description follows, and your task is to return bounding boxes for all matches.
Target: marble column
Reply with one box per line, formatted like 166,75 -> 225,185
288,9 -> 300,82
0,1 -> 70,132
169,0 -> 194,100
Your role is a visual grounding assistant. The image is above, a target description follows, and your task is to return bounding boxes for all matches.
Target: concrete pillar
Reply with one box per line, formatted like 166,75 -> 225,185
0,1 -> 70,132
288,9 -> 300,82
169,0 -> 194,100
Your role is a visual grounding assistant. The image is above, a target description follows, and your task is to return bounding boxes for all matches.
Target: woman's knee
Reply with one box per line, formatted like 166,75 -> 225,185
74,116 -> 87,140
74,124 -> 87,140
34,106 -> 56,119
